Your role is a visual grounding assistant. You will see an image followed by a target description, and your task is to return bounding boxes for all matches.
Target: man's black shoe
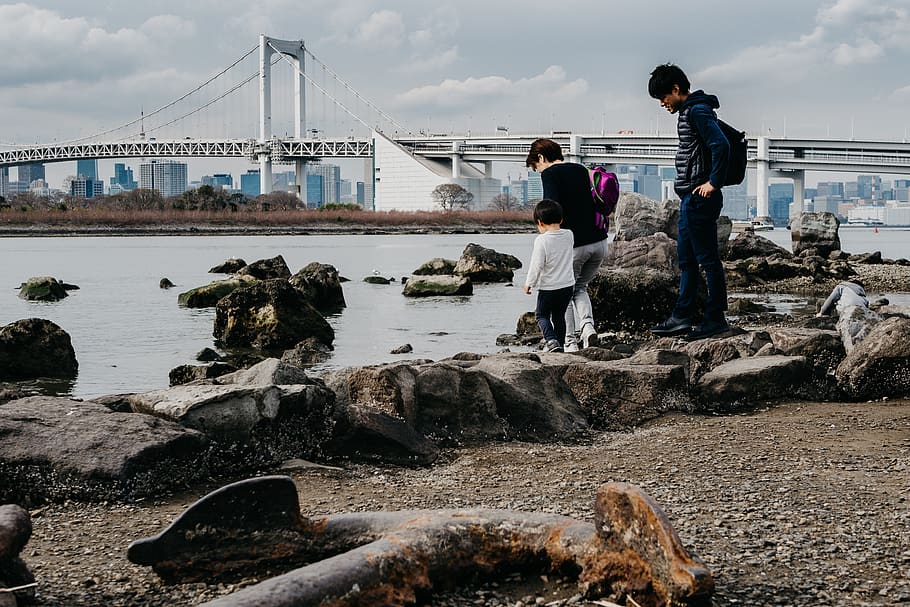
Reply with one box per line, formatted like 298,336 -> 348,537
649,316 -> 692,336
686,320 -> 731,341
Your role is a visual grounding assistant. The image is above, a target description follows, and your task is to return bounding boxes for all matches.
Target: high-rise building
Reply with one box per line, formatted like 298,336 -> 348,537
768,183 -> 794,226
139,160 -> 187,196
307,163 -> 342,204
76,159 -> 98,180
240,170 -> 260,197
509,180 -> 529,205
306,174 -> 324,206
110,163 -> 137,191
202,174 -> 233,190
70,176 -> 104,198
526,171 -> 543,201
0,167 -> 8,197
723,180 -> 749,219
356,181 -> 365,205
17,163 -> 45,186
272,171 -> 296,192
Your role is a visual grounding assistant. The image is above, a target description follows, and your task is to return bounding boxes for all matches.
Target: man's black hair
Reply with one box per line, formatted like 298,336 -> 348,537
533,198 -> 563,225
648,63 -> 690,99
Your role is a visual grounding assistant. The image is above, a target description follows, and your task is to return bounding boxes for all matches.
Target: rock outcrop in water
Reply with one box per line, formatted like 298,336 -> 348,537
0,319 -> 77,381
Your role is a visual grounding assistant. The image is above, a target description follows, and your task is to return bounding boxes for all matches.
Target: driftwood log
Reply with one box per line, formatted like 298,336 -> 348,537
128,476 -> 712,607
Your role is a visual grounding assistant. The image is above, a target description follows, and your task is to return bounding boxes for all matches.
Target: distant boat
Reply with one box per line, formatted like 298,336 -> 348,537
732,219 -> 774,232
845,219 -> 884,227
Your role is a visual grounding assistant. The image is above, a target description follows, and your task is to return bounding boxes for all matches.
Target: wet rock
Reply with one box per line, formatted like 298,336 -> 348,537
236,255 -> 291,280
791,212 -> 841,257
208,257 -> 247,274
177,275 -> 258,308
390,344 -> 413,355
453,243 -> 522,283
0,319 -> 78,381
213,279 -> 334,352
604,232 -> 678,273
516,311 -> 541,337
17,276 -> 67,302
215,358 -> 313,387
725,231 -> 792,261
159,277 -> 175,289
330,404 -> 440,465
169,363 -> 237,386
402,275 -> 472,297
412,258 -> 457,276
612,193 -> 679,241
562,359 -> 691,428
835,316 -> 910,399
728,298 -> 773,315
588,268 -> 678,332
850,250 -> 882,265
765,328 -> 845,375
281,338 -> 333,367
696,355 -> 807,405
196,348 -> 223,362
289,262 -> 346,311
363,275 -> 391,285
0,397 -> 208,503
88,393 -> 135,413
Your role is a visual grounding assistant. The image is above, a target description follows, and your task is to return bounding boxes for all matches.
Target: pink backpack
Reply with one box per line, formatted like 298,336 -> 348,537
589,166 -> 620,234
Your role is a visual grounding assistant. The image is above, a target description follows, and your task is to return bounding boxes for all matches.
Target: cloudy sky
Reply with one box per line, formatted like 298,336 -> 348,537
2,0 -> 910,187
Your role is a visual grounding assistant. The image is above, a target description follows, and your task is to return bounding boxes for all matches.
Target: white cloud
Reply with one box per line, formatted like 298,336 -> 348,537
354,10 -> 405,49
140,14 -> 197,40
398,46 -> 459,73
832,39 -> 883,65
396,65 -> 588,109
891,83 -> 910,100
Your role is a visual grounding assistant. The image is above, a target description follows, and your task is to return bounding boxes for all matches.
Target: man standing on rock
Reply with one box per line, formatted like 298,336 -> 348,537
648,63 -> 731,340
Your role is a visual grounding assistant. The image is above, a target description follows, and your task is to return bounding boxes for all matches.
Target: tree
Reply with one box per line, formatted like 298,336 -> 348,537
431,183 -> 473,212
489,193 -> 522,211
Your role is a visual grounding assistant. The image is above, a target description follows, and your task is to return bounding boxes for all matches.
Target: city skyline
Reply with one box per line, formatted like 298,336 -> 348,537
2,1 -> 910,190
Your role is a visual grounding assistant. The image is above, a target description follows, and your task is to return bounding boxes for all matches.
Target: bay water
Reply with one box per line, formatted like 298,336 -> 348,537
1,228 -> 907,398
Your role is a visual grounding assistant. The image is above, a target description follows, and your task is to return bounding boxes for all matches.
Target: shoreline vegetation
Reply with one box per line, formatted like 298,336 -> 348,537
0,208 -> 535,237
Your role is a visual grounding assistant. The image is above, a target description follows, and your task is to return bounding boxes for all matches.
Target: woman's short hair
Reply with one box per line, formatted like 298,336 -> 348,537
533,198 -> 563,224
525,138 -> 563,168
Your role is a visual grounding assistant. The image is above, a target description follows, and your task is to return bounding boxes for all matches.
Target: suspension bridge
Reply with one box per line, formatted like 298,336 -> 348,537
2,35 -> 910,217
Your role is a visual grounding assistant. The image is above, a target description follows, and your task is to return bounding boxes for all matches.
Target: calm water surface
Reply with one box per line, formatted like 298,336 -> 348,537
1,228 -> 908,398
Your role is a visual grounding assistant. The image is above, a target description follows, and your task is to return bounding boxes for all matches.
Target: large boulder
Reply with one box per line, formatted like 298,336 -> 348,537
612,193 -> 679,242
402,275 -> 473,297
562,359 -> 691,428
835,317 -> 910,400
0,504 -> 34,604
603,232 -> 678,273
236,255 -> 292,280
588,268 -> 679,332
696,355 -> 807,405
329,403 -> 440,465
453,243 -> 522,283
412,258 -> 457,276
214,279 -> 334,352
18,276 -> 67,302
289,263 -> 346,311
765,328 -> 845,375
725,232 -> 792,261
0,319 -> 78,381
0,397 -> 208,503
177,275 -> 258,308
791,212 -> 841,257
209,258 -> 247,274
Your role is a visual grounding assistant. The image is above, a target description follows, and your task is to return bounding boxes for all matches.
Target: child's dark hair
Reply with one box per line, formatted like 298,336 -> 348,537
525,138 -> 564,168
648,63 -> 690,99
533,198 -> 563,225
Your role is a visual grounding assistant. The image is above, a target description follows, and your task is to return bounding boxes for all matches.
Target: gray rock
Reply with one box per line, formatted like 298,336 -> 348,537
236,255 -> 291,280
177,275 -> 258,308
214,279 -> 334,352
684,335 -> 748,381
792,212 -> 841,257
562,359 -> 691,428
17,276 -> 67,301
412,258 -> 457,276
725,231 -> 792,261
604,232 -> 678,273
0,505 -> 30,560
628,349 -> 692,383
835,316 -> 910,399
696,355 -> 808,405
169,363 -> 237,386
390,344 -> 413,355
0,319 -> 78,381
453,243 -> 522,283
196,348 -> 223,362
515,311 -> 541,337
215,358 -> 312,387
363,275 -> 392,285
0,397 -> 208,502
159,277 -> 175,289
588,268 -> 679,332
765,328 -> 845,374
280,338 -> 333,367
612,193 -> 679,241
208,258 -> 247,274
289,262 -> 346,311
330,404 -> 440,465
402,275 -> 472,297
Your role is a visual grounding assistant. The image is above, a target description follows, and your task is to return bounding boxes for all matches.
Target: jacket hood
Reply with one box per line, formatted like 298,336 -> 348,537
683,89 -> 719,110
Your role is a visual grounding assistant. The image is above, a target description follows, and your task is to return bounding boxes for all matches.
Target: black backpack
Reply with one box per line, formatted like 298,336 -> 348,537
717,119 -> 747,187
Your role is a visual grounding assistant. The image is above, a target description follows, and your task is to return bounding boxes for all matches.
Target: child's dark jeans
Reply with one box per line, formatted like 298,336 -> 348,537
535,286 -> 574,345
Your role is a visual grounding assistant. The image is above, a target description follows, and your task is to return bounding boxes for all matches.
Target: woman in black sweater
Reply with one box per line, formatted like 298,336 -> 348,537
526,138 -> 609,351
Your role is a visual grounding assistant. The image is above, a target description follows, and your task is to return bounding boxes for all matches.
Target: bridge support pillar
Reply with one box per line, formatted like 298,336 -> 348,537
791,169 -> 805,221
296,159 -> 307,207
483,161 -> 494,177
568,135 -> 582,164
755,136 -> 770,219
451,141 -> 462,179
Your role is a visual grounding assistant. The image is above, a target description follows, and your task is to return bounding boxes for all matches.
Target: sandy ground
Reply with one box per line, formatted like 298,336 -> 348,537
20,398 -> 910,607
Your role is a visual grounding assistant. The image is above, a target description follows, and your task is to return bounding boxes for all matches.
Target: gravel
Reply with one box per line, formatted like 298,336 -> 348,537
20,399 -> 910,606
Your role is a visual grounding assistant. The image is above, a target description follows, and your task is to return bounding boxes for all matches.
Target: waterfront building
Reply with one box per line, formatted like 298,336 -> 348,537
70,176 -> 104,198
356,181 -> 365,205
307,163 -> 342,205
306,174 -> 323,206
139,160 -> 187,196
526,171 -> 543,201
76,159 -> 98,180
272,171 -> 296,192
768,183 -> 793,225
17,163 -> 45,186
723,179 -> 749,219
509,180 -> 529,205
110,163 -> 138,191
201,173 -> 233,190
0,167 -> 8,197
240,170 -> 260,197
29,179 -> 51,197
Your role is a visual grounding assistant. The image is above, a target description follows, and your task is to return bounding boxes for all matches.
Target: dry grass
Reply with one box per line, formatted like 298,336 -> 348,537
0,207 -> 532,228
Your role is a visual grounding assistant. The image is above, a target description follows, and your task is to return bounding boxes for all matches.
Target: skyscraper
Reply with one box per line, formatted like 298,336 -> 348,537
76,159 -> 98,180
110,163 -> 137,191
240,170 -> 260,197
526,171 -> 543,201
307,163 -> 342,205
139,160 -> 187,196
0,167 -> 8,197
17,163 -> 45,186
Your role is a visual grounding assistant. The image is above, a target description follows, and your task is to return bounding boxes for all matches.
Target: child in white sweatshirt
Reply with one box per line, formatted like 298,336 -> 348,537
524,199 -> 576,352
